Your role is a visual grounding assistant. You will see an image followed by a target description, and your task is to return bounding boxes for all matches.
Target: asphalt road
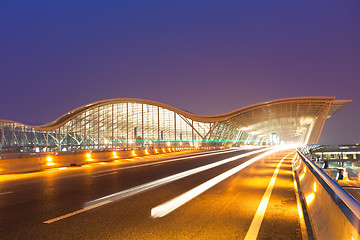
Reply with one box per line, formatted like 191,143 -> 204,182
0,148 -> 302,239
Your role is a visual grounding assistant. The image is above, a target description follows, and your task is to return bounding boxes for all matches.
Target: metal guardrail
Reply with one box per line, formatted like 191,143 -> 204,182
297,149 -> 360,220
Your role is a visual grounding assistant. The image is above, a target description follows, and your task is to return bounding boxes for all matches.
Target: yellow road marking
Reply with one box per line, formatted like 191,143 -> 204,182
43,201 -> 111,224
244,152 -> 293,240
151,149 -> 280,218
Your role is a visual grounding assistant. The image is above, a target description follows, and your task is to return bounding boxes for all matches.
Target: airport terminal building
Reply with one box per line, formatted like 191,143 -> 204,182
0,97 -> 350,153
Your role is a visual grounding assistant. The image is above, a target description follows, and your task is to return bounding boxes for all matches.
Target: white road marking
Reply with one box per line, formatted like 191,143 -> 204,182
88,149 -> 239,173
1,150 -> 242,201
85,148 -> 268,207
151,149 -> 279,218
244,152 -> 293,240
91,172 -> 118,178
18,149 -> 237,187
0,191 -> 13,196
53,149 -> 239,181
43,201 -> 111,224
43,148 -> 268,224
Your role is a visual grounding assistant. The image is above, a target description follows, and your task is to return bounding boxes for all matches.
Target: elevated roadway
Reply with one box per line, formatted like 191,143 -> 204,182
0,148 -> 304,239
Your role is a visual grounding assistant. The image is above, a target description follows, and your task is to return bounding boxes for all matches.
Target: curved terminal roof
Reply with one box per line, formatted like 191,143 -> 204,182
0,96 -> 351,144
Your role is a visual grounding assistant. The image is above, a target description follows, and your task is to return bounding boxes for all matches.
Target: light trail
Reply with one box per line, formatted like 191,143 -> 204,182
0,191 -> 13,196
85,148 -> 268,207
9,149 -> 237,187
75,149 -> 239,178
43,148 -> 268,224
151,148 -> 280,218
91,171 -> 118,178
88,148 -> 240,174
244,152 -> 293,240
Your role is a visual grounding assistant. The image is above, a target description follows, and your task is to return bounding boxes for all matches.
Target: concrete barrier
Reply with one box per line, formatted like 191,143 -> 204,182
0,147 -> 210,175
294,150 -> 360,240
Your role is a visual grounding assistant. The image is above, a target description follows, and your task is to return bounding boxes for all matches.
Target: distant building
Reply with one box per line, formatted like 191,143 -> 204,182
0,97 -> 350,153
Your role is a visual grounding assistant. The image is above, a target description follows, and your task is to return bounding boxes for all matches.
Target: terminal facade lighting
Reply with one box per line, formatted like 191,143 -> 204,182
0,97 -> 350,153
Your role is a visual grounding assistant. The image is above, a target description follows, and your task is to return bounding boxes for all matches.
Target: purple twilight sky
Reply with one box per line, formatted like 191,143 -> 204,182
1,1 -> 359,144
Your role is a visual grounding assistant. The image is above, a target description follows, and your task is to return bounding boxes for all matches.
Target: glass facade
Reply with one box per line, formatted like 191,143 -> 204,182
1,97 -> 346,153
0,101 -> 243,153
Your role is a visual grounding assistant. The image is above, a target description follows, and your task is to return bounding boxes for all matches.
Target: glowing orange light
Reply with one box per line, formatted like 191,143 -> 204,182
86,153 -> 93,161
132,150 -> 137,157
46,156 -> 53,162
306,193 -> 315,205
45,156 -> 55,166
299,173 -> 305,181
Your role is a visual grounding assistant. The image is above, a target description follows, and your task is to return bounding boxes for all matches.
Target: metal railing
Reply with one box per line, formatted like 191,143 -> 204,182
297,149 -> 360,221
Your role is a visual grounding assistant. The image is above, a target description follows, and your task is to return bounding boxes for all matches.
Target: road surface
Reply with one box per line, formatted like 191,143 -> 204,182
0,148 -> 303,239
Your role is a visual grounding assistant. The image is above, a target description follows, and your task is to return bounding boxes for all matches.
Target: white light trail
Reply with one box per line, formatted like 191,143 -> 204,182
85,148 -> 268,207
41,149 -> 238,183
43,148 -> 268,223
151,148 -> 280,218
0,191 -> 13,196
91,171 -> 118,178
